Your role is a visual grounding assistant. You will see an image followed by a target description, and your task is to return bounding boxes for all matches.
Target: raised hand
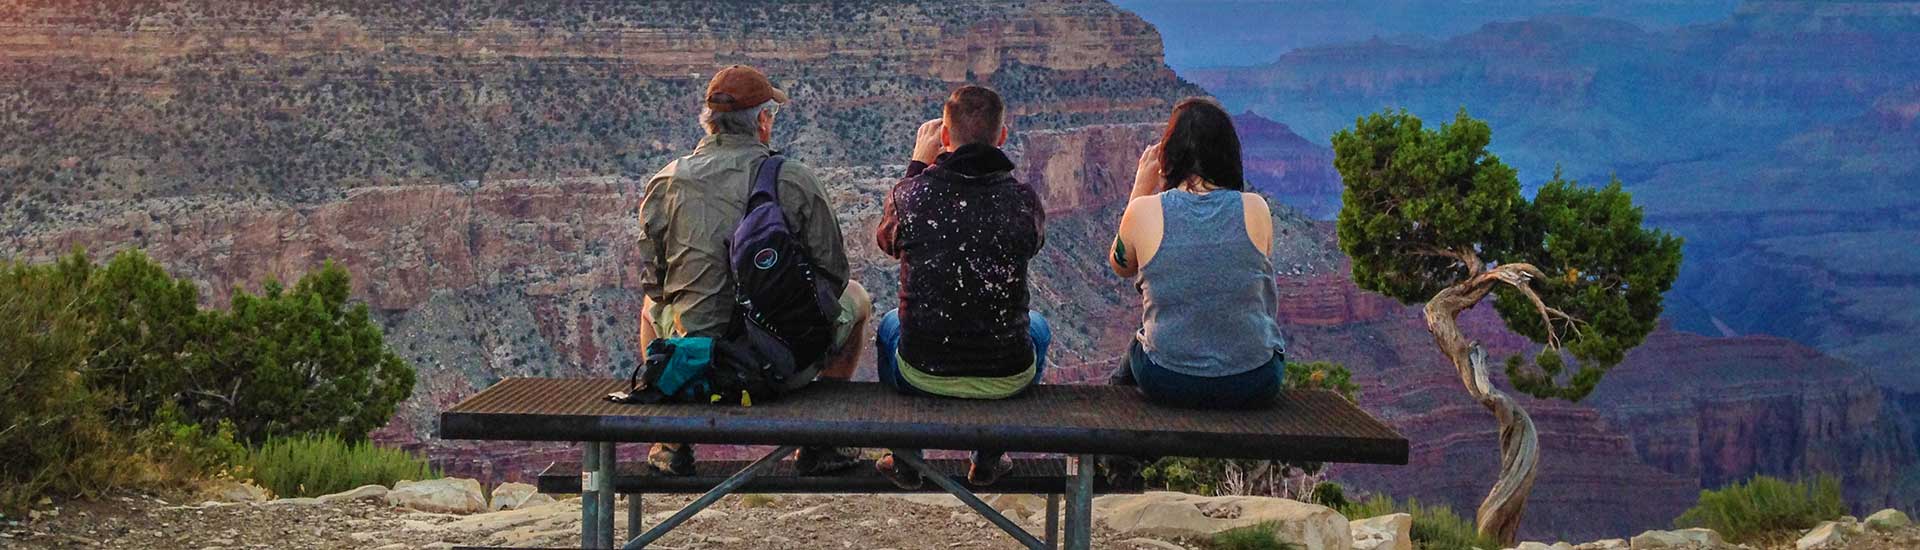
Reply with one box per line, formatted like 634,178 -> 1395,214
911,118 -> 945,165
1131,142 -> 1165,200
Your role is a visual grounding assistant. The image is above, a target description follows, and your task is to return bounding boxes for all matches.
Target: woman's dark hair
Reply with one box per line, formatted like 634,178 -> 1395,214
1157,97 -> 1245,191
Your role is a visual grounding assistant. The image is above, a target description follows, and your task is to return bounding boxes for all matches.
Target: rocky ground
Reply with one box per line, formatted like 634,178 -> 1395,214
1,489 -> 1180,550
3,484 -> 1916,550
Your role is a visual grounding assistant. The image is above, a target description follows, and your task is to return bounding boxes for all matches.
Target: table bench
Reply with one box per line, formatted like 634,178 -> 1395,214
439,378 -> 1407,550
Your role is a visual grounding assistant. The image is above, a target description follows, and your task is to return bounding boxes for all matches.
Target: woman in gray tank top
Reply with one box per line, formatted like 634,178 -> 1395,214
1105,98 -> 1288,409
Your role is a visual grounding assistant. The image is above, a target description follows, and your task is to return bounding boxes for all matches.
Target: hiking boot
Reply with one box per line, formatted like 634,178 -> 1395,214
1097,455 -> 1148,491
875,451 -> 924,490
646,443 -> 696,476
793,446 -> 862,476
967,450 -> 1014,487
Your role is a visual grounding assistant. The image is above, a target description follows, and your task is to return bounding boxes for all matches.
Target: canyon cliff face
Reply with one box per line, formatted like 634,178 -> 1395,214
2,0 -> 1914,541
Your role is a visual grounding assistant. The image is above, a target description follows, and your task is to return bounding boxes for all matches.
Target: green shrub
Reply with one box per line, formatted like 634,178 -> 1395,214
1673,475 -> 1846,544
71,250 -> 415,442
1145,362 -> 1360,499
133,405 -> 247,482
240,433 -> 439,498
0,257 -> 125,514
1342,495 -> 1500,550
1205,522 -> 1304,550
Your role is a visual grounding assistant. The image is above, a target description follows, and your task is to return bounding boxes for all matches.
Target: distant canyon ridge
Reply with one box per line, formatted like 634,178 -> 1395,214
2,0 -> 1914,542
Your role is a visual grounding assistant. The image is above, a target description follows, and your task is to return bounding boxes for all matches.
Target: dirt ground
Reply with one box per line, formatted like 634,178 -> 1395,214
5,489 -> 1917,549
0,490 -> 1175,550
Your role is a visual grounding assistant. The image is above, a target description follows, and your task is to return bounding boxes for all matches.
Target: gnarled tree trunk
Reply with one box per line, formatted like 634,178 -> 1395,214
1422,263 -> 1544,546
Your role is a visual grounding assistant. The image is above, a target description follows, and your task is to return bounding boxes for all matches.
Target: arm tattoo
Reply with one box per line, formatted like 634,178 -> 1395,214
1113,238 -> 1130,269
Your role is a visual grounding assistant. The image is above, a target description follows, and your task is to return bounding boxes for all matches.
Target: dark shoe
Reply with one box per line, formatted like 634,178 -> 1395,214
646,443 -> 696,476
875,452 -> 924,490
1097,455 -> 1148,491
967,451 -> 1014,486
793,446 -> 863,476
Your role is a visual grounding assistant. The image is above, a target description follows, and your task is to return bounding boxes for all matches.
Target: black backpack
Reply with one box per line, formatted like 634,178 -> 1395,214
719,154 -> 838,388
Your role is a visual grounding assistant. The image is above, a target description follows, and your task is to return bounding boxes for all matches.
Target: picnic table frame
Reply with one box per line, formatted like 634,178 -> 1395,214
440,378 -> 1408,550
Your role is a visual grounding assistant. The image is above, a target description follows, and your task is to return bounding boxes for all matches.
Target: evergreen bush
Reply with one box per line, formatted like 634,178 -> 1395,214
0,257 -> 124,514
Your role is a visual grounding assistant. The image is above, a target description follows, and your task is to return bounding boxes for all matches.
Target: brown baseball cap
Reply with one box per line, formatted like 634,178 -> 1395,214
705,65 -> 788,112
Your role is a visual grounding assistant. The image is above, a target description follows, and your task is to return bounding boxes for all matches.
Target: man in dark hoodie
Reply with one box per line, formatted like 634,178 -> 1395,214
872,85 -> 1051,488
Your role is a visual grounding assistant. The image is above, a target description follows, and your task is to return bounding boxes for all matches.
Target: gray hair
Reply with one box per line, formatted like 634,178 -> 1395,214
699,99 -> 780,136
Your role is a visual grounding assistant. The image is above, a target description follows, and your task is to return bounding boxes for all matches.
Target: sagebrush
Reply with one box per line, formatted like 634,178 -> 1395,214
1673,475 -> 1846,544
241,434 -> 440,498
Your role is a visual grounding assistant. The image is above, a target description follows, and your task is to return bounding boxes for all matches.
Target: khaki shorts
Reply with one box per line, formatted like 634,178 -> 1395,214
650,284 -> 866,353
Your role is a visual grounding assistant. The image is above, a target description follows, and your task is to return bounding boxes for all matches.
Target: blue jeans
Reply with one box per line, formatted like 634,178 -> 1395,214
1110,339 -> 1283,409
875,309 -> 1051,397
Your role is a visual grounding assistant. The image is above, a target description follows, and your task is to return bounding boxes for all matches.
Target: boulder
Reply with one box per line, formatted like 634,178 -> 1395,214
317,484 -> 389,504
488,482 -> 555,511
1513,543 -> 1573,550
1094,492 -> 1348,550
1865,509 -> 1911,531
1574,539 -> 1629,550
386,478 -> 488,514
1350,513 -> 1412,550
205,480 -> 269,503
1795,520 -> 1864,550
1629,528 -> 1727,549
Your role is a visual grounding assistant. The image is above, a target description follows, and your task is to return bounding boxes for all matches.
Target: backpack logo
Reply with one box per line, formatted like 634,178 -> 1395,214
753,248 -> 778,270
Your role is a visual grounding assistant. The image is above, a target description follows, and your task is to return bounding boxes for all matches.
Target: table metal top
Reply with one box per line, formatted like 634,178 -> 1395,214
440,378 -> 1407,465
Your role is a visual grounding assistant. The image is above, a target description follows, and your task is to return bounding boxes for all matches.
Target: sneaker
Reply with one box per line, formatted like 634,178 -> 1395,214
875,452 -> 925,490
646,443 -> 696,476
967,451 -> 1015,487
793,446 -> 863,476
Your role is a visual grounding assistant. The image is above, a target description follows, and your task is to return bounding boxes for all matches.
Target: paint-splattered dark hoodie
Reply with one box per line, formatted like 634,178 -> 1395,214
876,144 -> 1046,378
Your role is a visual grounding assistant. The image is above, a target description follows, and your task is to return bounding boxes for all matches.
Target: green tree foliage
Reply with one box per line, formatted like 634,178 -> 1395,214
194,262 -> 415,442
1332,109 -> 1682,401
80,250 -> 206,425
1674,475 -> 1847,544
0,257 -> 122,514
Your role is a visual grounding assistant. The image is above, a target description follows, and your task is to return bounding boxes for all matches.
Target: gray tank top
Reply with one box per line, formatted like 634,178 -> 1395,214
1136,189 -> 1287,377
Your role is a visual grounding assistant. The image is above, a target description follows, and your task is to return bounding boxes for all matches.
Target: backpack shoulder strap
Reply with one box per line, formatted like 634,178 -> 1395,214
747,154 -> 786,207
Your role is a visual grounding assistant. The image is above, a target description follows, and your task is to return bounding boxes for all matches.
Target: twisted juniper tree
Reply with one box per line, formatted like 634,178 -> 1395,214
1331,110 -> 1683,543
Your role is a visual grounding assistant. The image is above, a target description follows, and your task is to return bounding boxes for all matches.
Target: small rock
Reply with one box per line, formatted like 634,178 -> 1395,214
1097,492 -> 1347,550
1123,538 -> 1187,550
1515,543 -> 1557,550
1865,509 -> 1911,531
488,482 -> 554,511
206,480 -> 270,503
775,504 -> 827,522
387,478 -> 488,515
1630,528 -> 1726,549
316,484 -> 389,504
262,497 -> 322,506
645,508 -> 728,524
1795,520 -> 1862,550
1351,513 -> 1412,550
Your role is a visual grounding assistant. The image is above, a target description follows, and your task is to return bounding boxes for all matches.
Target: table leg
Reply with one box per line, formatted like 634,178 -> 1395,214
1046,492 -> 1060,550
1066,454 -> 1094,550
627,492 -> 643,544
599,442 -> 616,549
582,442 -> 600,548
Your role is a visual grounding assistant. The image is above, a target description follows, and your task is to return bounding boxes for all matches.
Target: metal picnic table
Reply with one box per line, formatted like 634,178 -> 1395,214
440,378 -> 1407,549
